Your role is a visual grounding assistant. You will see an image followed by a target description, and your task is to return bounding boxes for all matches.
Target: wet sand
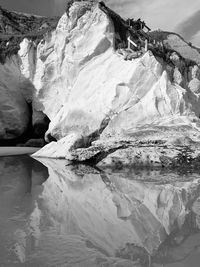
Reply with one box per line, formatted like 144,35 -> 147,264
0,147 -> 40,156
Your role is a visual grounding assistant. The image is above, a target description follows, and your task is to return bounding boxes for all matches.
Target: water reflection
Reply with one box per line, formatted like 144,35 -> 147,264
1,156 -> 200,266
0,156 -> 48,266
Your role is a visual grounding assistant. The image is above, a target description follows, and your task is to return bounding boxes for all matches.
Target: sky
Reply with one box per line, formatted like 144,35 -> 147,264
0,0 -> 199,46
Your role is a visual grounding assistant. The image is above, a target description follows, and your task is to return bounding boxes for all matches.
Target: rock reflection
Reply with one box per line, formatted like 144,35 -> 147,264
1,157 -> 200,266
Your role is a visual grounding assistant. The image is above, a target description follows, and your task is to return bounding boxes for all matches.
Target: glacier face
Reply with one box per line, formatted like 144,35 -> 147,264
1,1 -> 200,162
34,2 -> 200,141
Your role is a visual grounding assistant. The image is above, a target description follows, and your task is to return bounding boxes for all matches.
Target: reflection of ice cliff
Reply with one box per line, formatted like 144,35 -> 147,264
31,159 -> 200,266
1,157 -> 200,266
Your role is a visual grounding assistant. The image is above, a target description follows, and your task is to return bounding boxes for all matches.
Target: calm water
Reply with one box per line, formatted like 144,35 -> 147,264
1,156 -> 200,266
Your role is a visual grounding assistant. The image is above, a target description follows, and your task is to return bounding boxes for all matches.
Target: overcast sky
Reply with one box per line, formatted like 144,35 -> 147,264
0,0 -> 199,46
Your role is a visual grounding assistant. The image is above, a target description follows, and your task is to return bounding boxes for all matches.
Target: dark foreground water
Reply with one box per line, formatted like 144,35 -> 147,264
1,156 -> 200,266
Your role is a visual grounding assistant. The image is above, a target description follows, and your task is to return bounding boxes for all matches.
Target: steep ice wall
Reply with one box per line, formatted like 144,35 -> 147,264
31,2 -> 116,139
0,6 -> 58,141
33,2 -> 200,142
30,1 -> 200,159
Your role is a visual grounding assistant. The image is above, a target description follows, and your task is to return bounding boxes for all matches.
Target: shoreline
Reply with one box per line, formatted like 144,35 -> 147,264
0,147 -> 40,156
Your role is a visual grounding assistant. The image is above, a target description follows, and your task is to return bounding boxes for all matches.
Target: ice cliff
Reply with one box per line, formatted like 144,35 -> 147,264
0,6 -> 58,144
1,1 -> 200,165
